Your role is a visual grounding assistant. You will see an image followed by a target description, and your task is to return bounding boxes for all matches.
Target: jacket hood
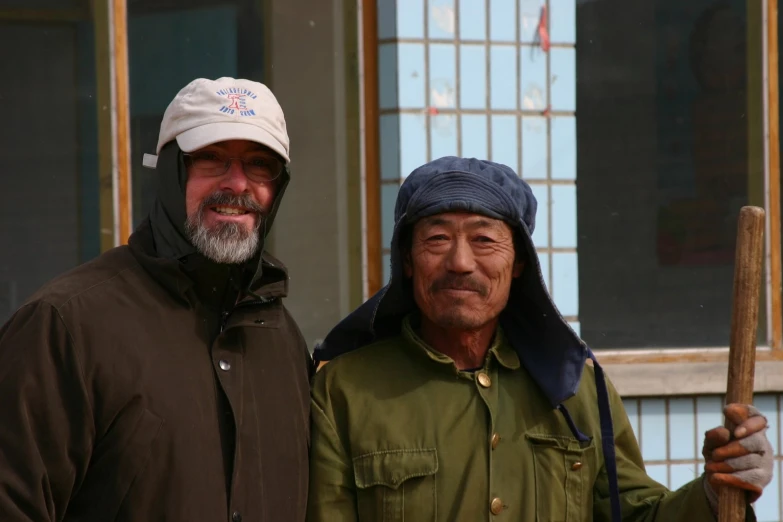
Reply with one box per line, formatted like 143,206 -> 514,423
147,141 -> 290,296
315,156 -> 586,407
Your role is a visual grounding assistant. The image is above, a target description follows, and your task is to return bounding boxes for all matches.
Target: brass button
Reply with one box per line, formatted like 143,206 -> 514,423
572,461 -> 583,471
491,433 -> 501,450
477,372 -> 492,388
490,497 -> 504,515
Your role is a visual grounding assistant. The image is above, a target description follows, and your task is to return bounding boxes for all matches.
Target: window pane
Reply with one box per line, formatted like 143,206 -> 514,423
429,0 -> 455,39
0,20 -> 102,324
459,44 -> 487,109
461,114 -> 488,160
128,1 -> 264,227
576,1 -> 763,348
459,0 -> 486,41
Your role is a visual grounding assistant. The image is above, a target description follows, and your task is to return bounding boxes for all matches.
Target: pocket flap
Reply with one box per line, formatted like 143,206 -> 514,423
353,448 -> 438,489
525,433 -> 594,452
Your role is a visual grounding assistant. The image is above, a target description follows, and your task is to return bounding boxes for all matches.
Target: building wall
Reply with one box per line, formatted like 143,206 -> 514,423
266,0 -> 364,348
624,394 -> 783,521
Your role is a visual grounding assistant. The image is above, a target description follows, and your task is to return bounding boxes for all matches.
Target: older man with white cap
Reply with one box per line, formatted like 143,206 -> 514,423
0,77 -> 312,522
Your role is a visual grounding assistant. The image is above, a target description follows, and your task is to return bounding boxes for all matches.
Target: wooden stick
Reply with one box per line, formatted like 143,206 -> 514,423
719,206 -> 765,522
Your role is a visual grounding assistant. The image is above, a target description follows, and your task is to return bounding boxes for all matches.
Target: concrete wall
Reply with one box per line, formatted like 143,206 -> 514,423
266,0 -> 363,349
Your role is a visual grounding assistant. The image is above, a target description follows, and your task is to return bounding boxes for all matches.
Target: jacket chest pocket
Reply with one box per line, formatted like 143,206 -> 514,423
353,449 -> 438,522
527,434 -> 597,522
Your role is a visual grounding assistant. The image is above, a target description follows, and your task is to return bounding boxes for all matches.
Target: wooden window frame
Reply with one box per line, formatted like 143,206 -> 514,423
112,0 -> 133,246
362,0 -> 383,300
360,0 -> 783,395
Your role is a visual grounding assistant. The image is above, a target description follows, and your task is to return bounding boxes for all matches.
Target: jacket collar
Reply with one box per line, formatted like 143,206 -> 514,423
401,313 -> 521,372
128,218 -> 289,307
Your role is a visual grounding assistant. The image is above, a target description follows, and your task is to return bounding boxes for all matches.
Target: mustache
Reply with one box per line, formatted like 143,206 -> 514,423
199,192 -> 266,216
429,274 -> 488,297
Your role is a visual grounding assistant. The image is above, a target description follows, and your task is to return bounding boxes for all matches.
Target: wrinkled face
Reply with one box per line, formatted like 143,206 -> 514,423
184,139 -> 281,264
404,212 -> 523,330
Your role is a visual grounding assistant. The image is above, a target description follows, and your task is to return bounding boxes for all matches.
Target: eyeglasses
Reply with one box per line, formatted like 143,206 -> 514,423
183,151 -> 284,183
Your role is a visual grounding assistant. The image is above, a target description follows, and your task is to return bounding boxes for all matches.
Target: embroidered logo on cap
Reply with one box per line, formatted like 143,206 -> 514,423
216,87 -> 258,117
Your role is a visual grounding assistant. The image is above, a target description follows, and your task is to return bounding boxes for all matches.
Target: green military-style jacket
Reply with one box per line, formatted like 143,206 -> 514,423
307,315 -> 721,522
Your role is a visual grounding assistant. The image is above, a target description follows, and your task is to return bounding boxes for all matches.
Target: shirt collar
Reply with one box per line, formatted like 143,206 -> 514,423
401,313 -> 521,371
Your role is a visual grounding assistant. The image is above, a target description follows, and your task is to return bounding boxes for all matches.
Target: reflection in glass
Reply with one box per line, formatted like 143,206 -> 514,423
551,116 -> 576,180
530,184 -> 550,247
550,47 -> 576,112
459,0 -> 486,41
491,115 -> 518,172
399,113 -> 428,179
522,116 -> 548,179
520,45 -> 548,111
396,43 -> 427,108
459,44 -> 488,109
551,184 -> 578,249
429,43 -> 457,109
430,115 -> 458,168
490,45 -> 518,109
0,19 -> 101,324
576,0 -> 761,348
460,114 -> 489,159
489,0 -> 516,42
381,114 -> 402,180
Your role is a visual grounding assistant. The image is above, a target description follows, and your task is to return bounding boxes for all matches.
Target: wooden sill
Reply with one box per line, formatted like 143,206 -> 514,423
594,347 -> 783,365
316,350 -> 783,397
592,348 -> 783,396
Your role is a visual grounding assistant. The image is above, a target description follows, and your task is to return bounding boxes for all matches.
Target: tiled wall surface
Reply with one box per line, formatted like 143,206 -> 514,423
623,394 -> 783,521
378,0 -> 580,335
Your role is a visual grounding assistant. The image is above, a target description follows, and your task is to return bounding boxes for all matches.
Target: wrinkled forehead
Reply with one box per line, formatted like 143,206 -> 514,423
413,211 -> 513,234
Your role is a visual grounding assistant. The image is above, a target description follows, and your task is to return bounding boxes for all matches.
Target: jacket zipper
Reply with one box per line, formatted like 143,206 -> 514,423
220,311 -> 230,333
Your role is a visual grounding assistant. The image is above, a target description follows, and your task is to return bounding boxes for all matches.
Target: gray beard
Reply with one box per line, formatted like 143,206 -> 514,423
185,219 -> 261,264
184,192 -> 265,265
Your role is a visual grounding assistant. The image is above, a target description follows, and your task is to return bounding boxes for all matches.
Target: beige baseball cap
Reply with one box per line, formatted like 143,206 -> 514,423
151,77 -> 290,164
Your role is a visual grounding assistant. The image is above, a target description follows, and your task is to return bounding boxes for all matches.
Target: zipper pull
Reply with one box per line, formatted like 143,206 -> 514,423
220,311 -> 230,333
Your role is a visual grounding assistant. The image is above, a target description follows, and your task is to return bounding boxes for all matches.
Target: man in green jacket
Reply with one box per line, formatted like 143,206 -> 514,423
307,156 -> 773,521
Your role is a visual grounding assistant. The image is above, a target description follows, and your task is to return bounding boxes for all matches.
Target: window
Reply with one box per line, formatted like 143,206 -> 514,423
0,3 -> 108,324
576,0 -> 767,349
